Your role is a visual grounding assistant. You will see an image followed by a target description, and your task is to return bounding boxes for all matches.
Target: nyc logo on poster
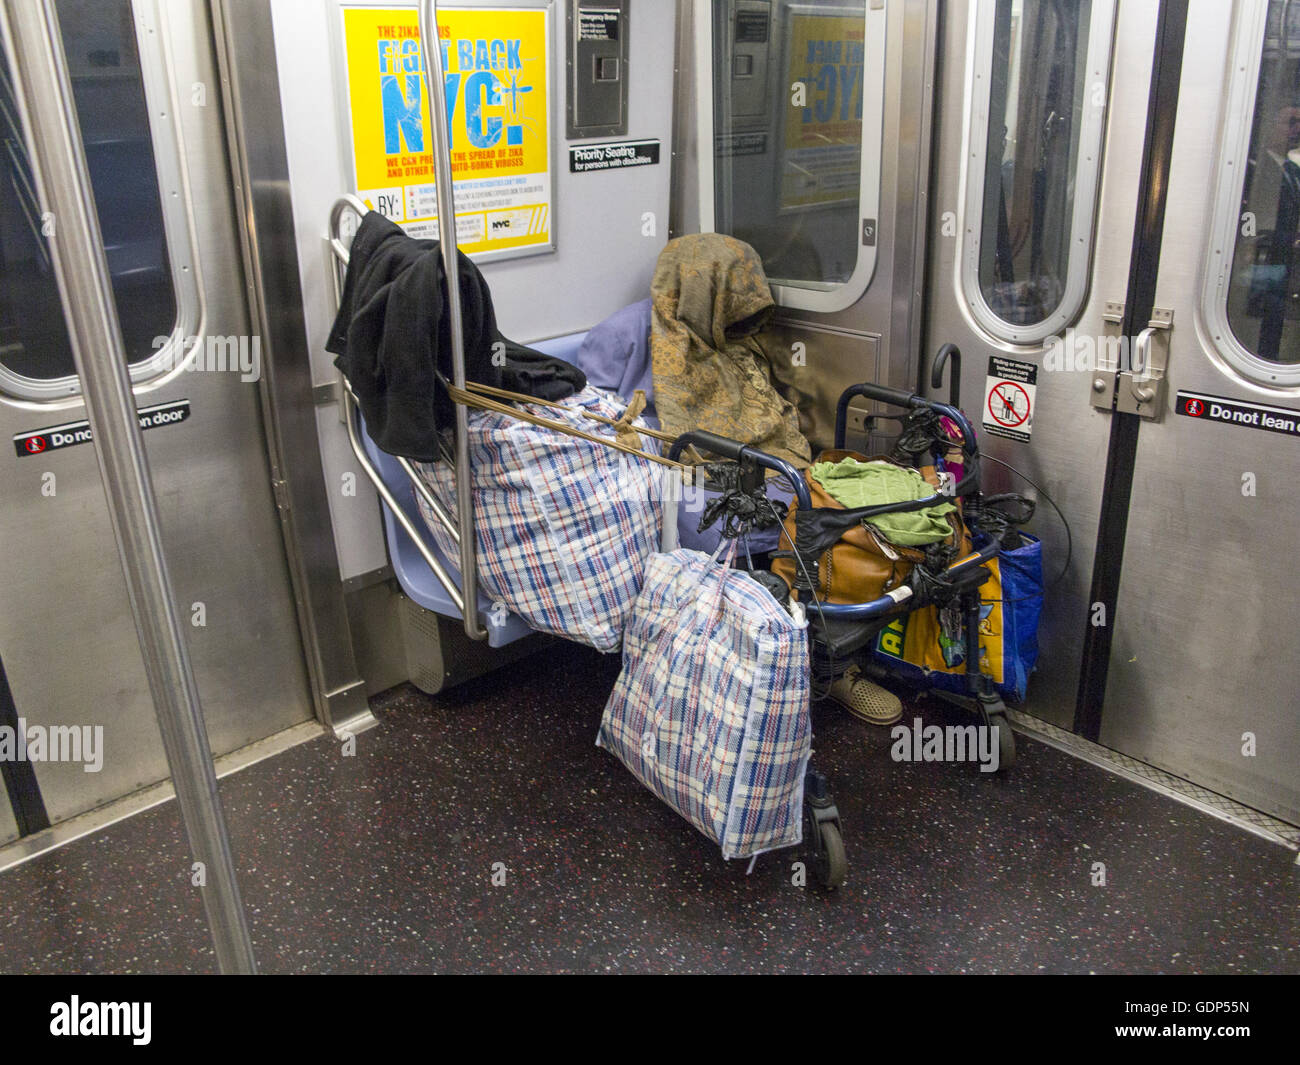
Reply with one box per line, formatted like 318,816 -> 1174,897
341,5 -> 551,257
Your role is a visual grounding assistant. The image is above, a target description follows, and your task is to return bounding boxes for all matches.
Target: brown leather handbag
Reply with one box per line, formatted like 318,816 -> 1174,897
770,450 -> 968,605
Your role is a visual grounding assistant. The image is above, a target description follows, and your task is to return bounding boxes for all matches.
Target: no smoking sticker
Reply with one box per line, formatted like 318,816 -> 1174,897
983,356 -> 1037,443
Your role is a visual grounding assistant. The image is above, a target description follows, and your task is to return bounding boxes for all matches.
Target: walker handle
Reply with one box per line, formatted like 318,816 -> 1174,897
667,431 -> 812,509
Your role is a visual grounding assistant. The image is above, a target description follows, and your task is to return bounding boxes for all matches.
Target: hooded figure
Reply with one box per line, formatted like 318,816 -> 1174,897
649,234 -> 812,468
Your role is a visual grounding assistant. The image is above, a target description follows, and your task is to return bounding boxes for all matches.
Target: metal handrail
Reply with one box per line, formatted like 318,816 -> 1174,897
328,203 -> 471,593
0,0 -> 256,973
340,380 -> 467,615
327,192 -> 368,266
418,0 -> 485,641
326,6 -> 487,641
327,197 -> 470,608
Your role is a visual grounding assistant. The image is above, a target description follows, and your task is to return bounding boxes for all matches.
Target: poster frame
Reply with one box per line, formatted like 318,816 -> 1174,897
330,0 -> 558,264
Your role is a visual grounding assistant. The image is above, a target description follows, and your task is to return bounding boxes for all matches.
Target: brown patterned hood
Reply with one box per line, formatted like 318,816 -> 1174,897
650,234 -> 811,468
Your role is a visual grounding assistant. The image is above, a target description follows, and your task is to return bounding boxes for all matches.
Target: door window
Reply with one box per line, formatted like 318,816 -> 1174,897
701,0 -> 886,312
961,0 -> 1115,344
1207,0 -> 1300,386
0,0 -> 194,401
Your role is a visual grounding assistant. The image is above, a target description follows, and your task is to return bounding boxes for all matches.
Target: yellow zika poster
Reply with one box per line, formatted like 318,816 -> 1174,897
779,12 -> 864,211
340,5 -> 551,257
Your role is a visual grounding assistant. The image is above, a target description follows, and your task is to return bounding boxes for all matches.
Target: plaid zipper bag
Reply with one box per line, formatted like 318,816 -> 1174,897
597,543 -> 812,860
413,386 -> 662,652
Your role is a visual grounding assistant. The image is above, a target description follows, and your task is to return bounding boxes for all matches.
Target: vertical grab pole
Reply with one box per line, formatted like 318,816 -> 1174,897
0,0 -> 257,972
418,0 -> 487,640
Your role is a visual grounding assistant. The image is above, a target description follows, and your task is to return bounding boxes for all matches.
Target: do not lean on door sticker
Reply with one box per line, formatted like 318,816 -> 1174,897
340,5 -> 552,260
982,356 -> 1037,443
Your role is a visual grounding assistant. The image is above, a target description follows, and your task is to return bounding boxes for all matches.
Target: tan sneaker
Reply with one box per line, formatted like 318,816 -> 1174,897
827,665 -> 903,725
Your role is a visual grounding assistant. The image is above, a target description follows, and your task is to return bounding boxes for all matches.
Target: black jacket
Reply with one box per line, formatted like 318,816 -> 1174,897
326,212 -> 585,461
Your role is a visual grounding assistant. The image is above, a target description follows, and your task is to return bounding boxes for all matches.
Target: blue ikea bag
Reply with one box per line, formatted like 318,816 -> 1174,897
872,533 -> 1042,701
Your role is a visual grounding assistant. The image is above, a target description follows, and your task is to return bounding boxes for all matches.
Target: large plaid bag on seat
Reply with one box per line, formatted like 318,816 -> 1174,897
412,386 -> 662,652
597,544 -> 812,860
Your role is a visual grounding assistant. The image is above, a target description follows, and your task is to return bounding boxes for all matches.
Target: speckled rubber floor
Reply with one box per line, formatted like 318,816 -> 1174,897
1,641 -> 1296,973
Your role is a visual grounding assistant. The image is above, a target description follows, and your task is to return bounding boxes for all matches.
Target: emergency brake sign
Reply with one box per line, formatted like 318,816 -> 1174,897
983,357 -> 1037,443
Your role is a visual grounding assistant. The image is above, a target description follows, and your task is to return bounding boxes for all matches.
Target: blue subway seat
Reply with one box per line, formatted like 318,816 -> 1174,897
357,331 -> 588,648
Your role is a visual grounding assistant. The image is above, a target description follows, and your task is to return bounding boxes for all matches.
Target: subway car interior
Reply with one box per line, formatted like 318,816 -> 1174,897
0,0 -> 1297,982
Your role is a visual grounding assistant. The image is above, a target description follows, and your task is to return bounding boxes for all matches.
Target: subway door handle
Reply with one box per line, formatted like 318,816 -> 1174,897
1116,317 -> 1173,420
1132,326 -> 1156,386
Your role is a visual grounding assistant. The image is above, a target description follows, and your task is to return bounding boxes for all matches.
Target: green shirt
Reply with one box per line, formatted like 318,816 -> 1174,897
809,457 -> 956,546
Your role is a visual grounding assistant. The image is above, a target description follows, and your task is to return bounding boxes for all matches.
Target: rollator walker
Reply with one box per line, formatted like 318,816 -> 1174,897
667,368 -> 1021,889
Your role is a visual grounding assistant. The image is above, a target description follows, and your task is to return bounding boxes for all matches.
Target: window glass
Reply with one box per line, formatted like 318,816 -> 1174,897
711,0 -> 869,288
1225,0 -> 1300,365
977,0 -> 1092,327
0,0 -> 176,389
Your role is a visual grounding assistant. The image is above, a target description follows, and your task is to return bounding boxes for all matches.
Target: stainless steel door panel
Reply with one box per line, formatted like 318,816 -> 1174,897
0,460 -> 154,822
0,797 -> 15,846
1103,0 -> 1300,822
761,322 -> 880,450
1104,439 -> 1300,821
923,0 -> 1157,727
0,0 -> 312,826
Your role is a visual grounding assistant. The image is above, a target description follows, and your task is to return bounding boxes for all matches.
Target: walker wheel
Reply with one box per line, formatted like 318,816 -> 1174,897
813,821 -> 847,890
989,711 -> 1017,771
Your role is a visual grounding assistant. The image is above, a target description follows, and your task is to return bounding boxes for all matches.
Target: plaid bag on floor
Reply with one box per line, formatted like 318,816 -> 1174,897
412,386 -> 662,651
597,543 -> 812,860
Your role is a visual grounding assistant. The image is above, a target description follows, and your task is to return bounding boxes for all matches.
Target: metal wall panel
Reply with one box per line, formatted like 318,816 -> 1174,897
212,0 -> 372,730
272,0 -> 678,580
